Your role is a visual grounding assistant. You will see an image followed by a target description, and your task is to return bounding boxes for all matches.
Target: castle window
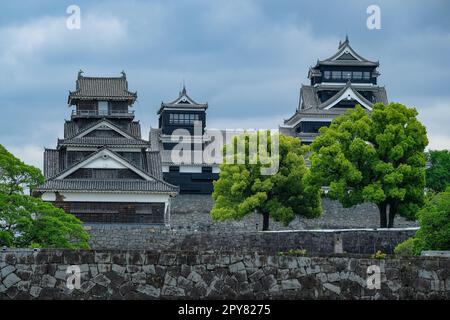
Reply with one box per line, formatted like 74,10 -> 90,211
169,166 -> 179,172
169,113 -> 200,125
353,71 -> 362,79
342,71 -> 352,80
324,71 -> 331,79
363,71 -> 371,80
332,71 -> 341,79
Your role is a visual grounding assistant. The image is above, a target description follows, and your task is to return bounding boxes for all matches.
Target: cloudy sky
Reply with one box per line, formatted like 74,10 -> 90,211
1,0 -> 449,169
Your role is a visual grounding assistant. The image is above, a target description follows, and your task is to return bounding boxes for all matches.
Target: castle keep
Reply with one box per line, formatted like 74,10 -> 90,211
280,37 -> 388,143
33,71 -> 178,224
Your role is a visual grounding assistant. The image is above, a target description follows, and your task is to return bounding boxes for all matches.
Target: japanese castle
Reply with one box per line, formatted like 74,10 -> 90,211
33,37 -> 389,224
149,86 -> 220,194
33,71 -> 179,224
280,36 -> 388,143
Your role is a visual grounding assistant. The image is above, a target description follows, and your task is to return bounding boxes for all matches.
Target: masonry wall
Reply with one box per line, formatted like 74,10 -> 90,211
0,249 -> 448,300
170,195 -> 418,231
86,226 -> 417,254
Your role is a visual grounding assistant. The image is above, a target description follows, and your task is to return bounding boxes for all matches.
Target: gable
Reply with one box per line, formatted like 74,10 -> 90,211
323,87 -> 372,110
336,52 -> 358,60
332,45 -> 363,62
74,121 -> 133,139
55,149 -> 155,181
174,94 -> 194,105
84,128 -> 125,138
65,168 -> 145,180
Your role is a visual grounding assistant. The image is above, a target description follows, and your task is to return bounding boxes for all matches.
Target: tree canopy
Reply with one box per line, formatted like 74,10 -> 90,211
307,103 -> 428,228
426,150 -> 450,192
395,187 -> 450,255
211,131 -> 322,230
0,144 -> 43,195
0,144 -> 89,248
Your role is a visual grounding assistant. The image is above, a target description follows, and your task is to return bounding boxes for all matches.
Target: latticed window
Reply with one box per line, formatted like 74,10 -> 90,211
332,71 -> 341,79
353,71 -> 362,79
169,113 -> 200,125
342,71 -> 352,79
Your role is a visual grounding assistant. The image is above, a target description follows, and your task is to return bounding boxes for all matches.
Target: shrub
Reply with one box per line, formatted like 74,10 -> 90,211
394,187 -> 450,255
371,250 -> 387,259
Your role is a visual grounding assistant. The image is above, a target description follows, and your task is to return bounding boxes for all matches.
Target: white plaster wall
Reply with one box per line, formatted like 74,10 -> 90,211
41,192 -> 170,203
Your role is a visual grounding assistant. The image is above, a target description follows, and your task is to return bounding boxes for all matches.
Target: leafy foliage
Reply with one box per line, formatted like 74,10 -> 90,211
0,144 -> 89,248
394,188 -> 450,255
426,150 -> 450,192
308,103 -> 428,227
211,132 -> 322,230
0,194 -> 90,248
0,144 -> 43,194
371,250 -> 387,259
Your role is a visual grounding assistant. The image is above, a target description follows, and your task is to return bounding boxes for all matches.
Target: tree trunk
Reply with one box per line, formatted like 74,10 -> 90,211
262,212 -> 270,231
388,203 -> 396,228
378,203 -> 387,228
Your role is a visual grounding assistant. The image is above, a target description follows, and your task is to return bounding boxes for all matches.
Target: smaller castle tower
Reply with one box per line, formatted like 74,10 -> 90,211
280,37 -> 388,144
150,86 -> 219,194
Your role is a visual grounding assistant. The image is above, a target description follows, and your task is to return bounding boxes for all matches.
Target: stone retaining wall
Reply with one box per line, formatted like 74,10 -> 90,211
87,226 -> 418,254
0,249 -> 448,300
170,195 -> 418,231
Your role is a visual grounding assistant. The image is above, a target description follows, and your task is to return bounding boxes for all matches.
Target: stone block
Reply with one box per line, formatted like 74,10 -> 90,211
3,273 -> 21,288
1,265 -> 16,278
323,282 -> 341,295
137,284 -> 160,297
281,279 -> 301,290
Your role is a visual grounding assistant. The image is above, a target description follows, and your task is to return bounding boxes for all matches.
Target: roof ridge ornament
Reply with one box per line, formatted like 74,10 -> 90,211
78,69 -> 84,79
121,70 -> 126,79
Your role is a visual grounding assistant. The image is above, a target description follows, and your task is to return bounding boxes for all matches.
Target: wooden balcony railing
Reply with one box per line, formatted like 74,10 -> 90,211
71,110 -> 135,117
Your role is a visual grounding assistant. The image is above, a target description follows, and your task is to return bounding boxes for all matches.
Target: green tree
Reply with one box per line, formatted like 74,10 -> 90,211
426,150 -> 450,192
0,144 -> 89,248
211,132 -> 322,231
0,144 -> 43,194
308,103 -> 428,228
395,187 -> 450,255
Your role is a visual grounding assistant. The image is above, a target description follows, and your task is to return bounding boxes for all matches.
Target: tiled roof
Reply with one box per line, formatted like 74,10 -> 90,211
63,119 -> 142,140
317,82 -> 373,110
57,137 -> 149,147
315,37 -> 379,67
145,151 -> 163,179
129,122 -> 142,139
283,82 -> 389,127
68,73 -> 137,104
297,84 -> 388,111
149,128 -> 162,151
34,179 -> 178,194
38,147 -> 178,194
64,121 -> 77,139
158,86 -> 208,114
43,149 -> 59,179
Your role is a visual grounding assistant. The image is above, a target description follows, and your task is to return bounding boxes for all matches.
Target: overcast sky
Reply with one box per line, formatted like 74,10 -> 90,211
1,0 -> 449,169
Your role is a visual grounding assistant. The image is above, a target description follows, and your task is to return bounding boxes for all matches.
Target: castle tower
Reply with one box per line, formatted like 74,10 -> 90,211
33,71 -> 178,224
280,37 -> 388,144
149,86 -> 219,194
